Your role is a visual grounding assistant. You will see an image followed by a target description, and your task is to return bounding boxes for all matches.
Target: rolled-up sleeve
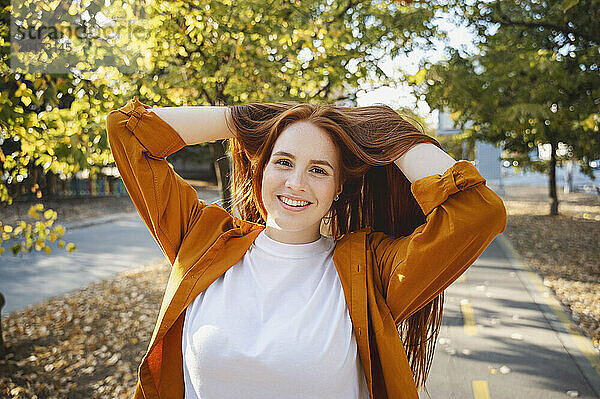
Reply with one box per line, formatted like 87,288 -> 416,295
369,160 -> 507,324
106,97 -> 207,266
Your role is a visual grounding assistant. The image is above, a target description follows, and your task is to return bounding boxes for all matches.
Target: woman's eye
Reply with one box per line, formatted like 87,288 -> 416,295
275,159 -> 326,175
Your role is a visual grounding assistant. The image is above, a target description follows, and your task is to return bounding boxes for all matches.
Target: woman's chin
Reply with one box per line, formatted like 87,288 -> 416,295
268,217 -> 319,232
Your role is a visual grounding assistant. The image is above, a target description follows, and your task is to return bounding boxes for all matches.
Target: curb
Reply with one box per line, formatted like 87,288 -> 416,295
496,234 -> 600,397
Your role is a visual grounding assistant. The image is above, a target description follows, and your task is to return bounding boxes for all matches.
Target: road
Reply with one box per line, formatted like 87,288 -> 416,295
419,235 -> 600,399
0,213 -> 166,315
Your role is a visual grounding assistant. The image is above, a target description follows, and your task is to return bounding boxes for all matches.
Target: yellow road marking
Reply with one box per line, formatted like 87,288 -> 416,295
461,300 -> 478,336
500,235 -> 600,377
472,380 -> 491,399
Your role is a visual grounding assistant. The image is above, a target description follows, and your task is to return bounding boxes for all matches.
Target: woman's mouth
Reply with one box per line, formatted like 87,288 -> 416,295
278,196 -> 312,211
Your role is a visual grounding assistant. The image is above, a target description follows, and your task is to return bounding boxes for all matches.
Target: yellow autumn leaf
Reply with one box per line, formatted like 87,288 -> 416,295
409,68 -> 427,85
581,114 -> 597,130
68,3 -> 78,15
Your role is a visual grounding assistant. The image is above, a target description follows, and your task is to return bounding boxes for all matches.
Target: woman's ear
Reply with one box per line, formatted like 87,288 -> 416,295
336,180 -> 345,197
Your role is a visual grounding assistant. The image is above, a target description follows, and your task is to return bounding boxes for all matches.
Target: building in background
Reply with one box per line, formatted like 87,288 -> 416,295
436,111 -> 600,195
436,110 -> 504,194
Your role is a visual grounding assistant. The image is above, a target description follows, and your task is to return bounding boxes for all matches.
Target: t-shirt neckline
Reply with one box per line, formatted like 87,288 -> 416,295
253,230 -> 335,259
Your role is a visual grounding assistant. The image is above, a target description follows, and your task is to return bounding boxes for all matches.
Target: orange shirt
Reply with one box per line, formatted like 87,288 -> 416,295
106,97 -> 507,399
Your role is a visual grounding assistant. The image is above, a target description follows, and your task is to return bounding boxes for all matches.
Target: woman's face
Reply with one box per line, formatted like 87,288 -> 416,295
261,121 -> 342,244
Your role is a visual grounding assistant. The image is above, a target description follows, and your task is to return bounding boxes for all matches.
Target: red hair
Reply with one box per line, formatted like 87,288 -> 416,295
226,101 -> 445,392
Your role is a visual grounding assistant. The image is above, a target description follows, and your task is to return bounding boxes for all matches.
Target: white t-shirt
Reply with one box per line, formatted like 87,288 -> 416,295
182,230 -> 370,399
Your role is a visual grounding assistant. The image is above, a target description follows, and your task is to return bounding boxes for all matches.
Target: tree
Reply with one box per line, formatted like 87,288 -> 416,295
0,0 -> 87,256
404,0 -> 599,215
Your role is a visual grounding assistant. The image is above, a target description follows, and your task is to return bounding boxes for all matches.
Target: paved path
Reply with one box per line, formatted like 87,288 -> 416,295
0,214 -> 165,315
0,187 -> 222,316
420,235 -> 600,399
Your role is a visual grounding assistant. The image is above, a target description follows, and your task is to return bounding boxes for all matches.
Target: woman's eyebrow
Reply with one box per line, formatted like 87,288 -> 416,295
272,151 -> 334,169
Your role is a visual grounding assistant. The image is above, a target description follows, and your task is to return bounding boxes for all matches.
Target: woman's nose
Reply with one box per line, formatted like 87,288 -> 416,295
285,170 -> 306,189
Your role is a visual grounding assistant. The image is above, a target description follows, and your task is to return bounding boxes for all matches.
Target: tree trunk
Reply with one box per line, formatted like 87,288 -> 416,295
461,141 -> 469,160
210,140 -> 232,213
549,140 -> 559,216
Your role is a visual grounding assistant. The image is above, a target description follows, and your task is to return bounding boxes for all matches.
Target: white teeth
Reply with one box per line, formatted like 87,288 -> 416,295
280,196 -> 309,207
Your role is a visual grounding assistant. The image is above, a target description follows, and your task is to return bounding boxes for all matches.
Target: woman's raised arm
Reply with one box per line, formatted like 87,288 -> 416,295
370,160 -> 507,324
394,143 -> 457,183
106,97 -> 234,267
148,106 -> 236,145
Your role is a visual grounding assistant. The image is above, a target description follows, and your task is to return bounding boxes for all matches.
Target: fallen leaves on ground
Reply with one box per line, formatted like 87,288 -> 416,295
0,259 -> 171,398
502,199 -> 600,350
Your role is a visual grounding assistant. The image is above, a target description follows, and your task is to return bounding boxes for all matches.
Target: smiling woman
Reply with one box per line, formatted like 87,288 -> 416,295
223,101 -> 505,395
106,97 -> 506,399
226,101 -> 448,241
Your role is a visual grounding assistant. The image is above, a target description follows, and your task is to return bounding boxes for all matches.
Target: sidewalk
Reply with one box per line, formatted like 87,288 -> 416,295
420,234 -> 600,398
